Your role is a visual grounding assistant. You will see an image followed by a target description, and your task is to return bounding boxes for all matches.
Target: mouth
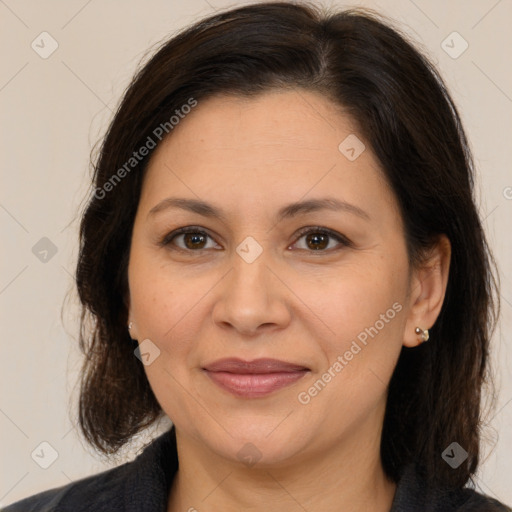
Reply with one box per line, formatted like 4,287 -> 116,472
202,358 -> 310,398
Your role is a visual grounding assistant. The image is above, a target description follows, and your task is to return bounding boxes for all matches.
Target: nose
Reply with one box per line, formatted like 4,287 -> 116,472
211,250 -> 292,337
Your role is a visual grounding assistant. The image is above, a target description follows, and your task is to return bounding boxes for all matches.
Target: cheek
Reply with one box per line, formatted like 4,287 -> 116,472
302,256 -> 407,396
129,265 -> 199,351
304,258 -> 405,346
128,244 -> 224,381
128,254 -> 209,421
128,246 -> 171,341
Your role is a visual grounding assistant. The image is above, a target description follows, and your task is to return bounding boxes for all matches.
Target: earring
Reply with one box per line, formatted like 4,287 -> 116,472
415,327 -> 429,342
128,322 -> 133,331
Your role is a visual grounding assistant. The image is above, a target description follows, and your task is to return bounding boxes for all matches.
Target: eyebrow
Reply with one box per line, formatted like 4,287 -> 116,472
148,197 -> 370,222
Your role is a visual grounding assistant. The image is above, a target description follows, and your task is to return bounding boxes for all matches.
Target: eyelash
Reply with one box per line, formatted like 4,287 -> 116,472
159,225 -> 353,253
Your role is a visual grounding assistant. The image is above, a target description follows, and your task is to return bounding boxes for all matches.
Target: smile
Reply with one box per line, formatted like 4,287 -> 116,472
202,358 -> 310,398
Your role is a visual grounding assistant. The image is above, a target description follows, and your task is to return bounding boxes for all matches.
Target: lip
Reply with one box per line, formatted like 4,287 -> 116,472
202,358 -> 310,398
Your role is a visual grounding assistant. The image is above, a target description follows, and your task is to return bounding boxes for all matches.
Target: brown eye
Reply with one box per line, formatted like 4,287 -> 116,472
305,232 -> 329,250
292,227 -> 352,252
161,226 -> 352,253
161,227 -> 218,251
182,232 -> 207,250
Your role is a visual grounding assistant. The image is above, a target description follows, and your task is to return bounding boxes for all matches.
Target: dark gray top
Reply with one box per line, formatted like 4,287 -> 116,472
2,426 -> 510,511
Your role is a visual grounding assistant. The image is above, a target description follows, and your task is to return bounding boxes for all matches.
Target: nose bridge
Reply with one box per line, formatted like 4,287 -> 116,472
212,235 -> 290,334
230,237 -> 273,301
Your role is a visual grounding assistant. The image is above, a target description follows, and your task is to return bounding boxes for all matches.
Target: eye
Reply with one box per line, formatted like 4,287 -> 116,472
291,226 -> 352,252
160,225 -> 352,253
160,226 -> 220,251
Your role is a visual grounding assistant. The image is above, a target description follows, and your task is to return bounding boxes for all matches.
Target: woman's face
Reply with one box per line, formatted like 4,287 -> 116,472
128,90 -> 414,466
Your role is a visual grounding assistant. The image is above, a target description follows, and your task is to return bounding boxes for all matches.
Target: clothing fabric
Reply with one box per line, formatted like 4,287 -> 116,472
3,426 -> 510,511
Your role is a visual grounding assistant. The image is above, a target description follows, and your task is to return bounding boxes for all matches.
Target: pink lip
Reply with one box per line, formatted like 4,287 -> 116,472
202,358 -> 309,398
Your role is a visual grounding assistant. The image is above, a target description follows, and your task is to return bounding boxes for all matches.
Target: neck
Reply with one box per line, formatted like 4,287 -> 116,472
167,416 -> 397,512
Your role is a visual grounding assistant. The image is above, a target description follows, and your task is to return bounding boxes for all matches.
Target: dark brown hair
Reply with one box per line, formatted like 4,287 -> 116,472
75,1 -> 499,489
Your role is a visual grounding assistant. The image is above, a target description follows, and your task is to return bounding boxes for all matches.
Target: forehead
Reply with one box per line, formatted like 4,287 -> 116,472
152,90 -> 358,159
140,90 -> 399,224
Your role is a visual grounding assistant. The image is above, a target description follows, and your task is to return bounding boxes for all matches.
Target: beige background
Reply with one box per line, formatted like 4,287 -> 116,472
1,0 -> 511,507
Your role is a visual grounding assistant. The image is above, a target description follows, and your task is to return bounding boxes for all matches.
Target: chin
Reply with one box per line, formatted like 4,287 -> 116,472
198,418 -> 313,468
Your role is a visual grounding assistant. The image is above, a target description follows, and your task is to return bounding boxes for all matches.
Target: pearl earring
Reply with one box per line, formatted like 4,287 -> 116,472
415,327 -> 429,342
128,322 -> 133,331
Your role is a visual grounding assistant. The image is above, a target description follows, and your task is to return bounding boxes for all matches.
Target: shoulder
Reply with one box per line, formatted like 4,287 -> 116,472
1,461 -> 131,512
391,463 -> 511,512
456,490 -> 512,511
1,427 -> 178,512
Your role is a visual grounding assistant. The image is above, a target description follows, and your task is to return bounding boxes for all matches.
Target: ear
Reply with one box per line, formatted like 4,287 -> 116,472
123,288 -> 130,311
127,318 -> 139,340
124,293 -> 139,340
403,234 -> 451,347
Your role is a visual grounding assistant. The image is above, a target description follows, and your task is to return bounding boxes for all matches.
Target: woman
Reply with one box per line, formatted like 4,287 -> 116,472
4,2 -> 510,511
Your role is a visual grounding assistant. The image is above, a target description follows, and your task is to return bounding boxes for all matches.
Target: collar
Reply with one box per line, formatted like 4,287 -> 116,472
120,426 -> 507,511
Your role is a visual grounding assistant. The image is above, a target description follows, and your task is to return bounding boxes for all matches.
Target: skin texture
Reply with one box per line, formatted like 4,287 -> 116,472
127,90 -> 451,512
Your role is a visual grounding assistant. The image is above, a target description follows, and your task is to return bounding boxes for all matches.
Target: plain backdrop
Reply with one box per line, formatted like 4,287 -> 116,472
1,0 -> 511,507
